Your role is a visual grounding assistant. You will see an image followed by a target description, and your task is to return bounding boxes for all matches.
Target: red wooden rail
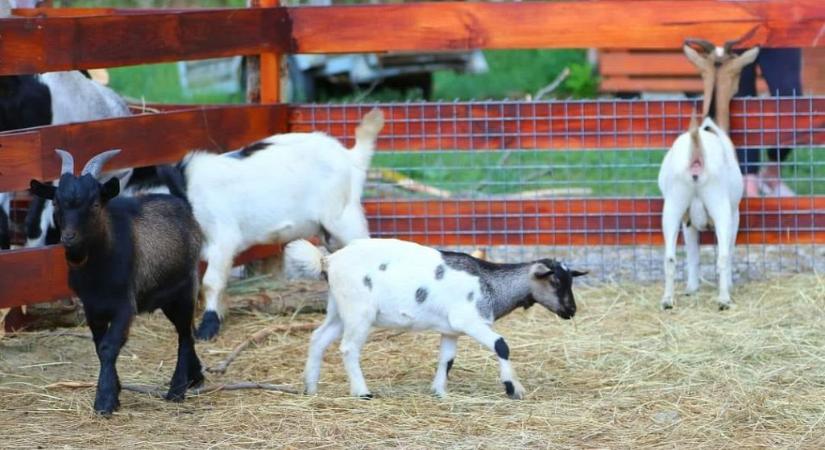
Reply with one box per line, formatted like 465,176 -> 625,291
289,99 -> 825,151
0,1 -> 823,75
0,105 -> 288,192
0,245 -> 280,309
365,197 -> 825,247
3,196 -> 821,307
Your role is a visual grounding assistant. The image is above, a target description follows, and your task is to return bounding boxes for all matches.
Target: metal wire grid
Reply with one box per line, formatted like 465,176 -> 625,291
295,97 -> 823,282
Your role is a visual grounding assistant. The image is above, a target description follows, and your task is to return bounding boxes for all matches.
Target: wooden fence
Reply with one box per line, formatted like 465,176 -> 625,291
0,1 -> 823,309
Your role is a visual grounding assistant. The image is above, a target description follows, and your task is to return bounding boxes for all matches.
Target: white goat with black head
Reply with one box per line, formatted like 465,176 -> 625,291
658,40 -> 759,310
173,108 -> 384,340
286,238 -> 586,399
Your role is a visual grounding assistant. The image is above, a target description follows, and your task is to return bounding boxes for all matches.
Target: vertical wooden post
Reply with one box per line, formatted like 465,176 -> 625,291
258,0 -> 282,103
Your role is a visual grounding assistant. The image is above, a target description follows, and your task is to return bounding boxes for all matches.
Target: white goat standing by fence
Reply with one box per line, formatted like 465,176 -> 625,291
286,238 -> 586,399
178,108 -> 385,340
658,41 -> 759,310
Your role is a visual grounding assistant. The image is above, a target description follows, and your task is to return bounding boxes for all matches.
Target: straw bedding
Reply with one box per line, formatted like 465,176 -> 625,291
1,273 -> 823,448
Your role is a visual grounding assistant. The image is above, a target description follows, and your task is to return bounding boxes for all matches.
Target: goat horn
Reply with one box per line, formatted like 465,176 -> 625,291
81,149 -> 122,178
723,39 -> 738,55
684,38 -> 715,53
54,149 -> 75,175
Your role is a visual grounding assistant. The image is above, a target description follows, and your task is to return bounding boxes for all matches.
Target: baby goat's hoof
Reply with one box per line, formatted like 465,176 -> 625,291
195,311 -> 221,341
717,301 -> 734,311
660,298 -> 674,310
503,381 -> 525,400
357,393 -> 374,400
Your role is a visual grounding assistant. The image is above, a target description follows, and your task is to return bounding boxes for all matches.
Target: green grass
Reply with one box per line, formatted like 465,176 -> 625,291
372,148 -> 825,198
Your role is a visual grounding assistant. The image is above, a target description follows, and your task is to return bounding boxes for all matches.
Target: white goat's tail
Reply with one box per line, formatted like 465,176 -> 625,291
349,108 -> 385,172
688,109 -> 705,180
284,239 -> 327,281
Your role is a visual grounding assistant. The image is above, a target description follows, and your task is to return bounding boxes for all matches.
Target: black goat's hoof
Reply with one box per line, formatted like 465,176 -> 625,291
188,373 -> 205,390
358,393 -> 374,400
94,397 -> 120,417
195,311 -> 221,341
165,390 -> 186,402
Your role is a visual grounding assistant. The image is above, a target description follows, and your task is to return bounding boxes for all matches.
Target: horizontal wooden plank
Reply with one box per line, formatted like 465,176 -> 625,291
0,104 -> 289,192
290,1 -> 825,53
289,98 -> 825,151
600,76 -> 770,94
0,244 -> 281,309
0,8 -> 290,75
364,197 -> 825,247
601,52 -> 699,77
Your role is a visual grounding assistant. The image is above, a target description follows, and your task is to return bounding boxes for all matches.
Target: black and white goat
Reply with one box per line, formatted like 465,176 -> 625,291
286,238 -> 586,399
658,41 -> 759,310
176,108 -> 385,340
29,149 -> 204,416
0,71 -> 132,250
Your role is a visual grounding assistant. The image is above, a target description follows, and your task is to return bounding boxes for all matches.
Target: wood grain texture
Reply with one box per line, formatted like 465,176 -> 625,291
0,7 -> 290,75
289,1 -> 825,53
0,104 -> 288,192
289,99 -> 825,151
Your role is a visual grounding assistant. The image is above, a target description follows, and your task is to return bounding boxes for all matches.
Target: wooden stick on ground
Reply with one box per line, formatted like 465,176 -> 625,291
207,322 -> 319,374
45,381 -> 299,396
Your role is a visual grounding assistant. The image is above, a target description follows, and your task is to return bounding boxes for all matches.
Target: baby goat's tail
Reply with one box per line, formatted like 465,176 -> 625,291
284,239 -> 327,281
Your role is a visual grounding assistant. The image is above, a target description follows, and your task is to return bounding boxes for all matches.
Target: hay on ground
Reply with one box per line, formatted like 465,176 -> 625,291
1,273 -> 824,448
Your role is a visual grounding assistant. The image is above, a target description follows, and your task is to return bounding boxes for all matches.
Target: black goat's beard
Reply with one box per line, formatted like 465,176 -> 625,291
64,246 -> 89,268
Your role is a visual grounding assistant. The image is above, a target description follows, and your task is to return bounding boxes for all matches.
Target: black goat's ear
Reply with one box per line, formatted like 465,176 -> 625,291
30,180 -> 56,200
100,177 -> 120,201
571,270 -> 589,278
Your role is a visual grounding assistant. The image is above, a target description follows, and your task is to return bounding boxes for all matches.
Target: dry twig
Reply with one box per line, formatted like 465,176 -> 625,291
207,322 -> 318,374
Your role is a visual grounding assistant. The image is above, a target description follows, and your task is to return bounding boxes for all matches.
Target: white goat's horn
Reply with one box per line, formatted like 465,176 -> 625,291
81,149 -> 122,179
54,149 -> 75,175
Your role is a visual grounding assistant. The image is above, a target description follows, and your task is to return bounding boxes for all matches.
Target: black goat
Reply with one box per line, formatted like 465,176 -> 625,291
30,149 -> 204,416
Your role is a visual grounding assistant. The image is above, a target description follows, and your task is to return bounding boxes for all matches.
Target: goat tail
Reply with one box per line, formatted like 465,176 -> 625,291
156,164 -> 188,202
284,239 -> 328,281
688,109 -> 704,179
349,108 -> 385,172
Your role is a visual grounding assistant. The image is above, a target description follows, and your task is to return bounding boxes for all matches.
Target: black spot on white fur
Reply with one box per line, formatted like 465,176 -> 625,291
495,337 -> 509,360
446,359 -> 454,377
363,275 -> 372,290
503,381 -> 515,397
435,264 -> 445,280
415,287 -> 428,303
379,263 -> 387,271
467,291 -> 474,302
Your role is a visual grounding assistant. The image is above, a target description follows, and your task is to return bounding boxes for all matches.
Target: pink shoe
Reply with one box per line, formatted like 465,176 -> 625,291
743,174 -> 761,197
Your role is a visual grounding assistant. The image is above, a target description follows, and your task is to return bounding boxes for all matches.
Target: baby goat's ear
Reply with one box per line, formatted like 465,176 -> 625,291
100,177 -> 120,201
570,270 -> 589,278
29,180 -> 56,200
530,262 -> 553,279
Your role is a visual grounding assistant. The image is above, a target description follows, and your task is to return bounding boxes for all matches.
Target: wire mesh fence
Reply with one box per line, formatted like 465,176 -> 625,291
290,97 -> 825,282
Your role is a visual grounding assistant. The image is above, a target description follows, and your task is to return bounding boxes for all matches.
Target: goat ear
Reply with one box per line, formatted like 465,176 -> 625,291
683,44 -> 712,71
29,180 -> 56,200
729,47 -> 759,71
100,177 -> 120,201
531,263 -> 553,279
570,270 -> 589,278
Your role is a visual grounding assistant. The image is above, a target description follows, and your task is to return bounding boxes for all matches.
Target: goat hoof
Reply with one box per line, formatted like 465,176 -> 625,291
93,396 -> 120,417
660,299 -> 674,310
188,374 -> 205,390
165,390 -> 186,402
357,393 -> 374,400
195,311 -> 221,341
504,381 -> 525,400
718,301 -> 733,311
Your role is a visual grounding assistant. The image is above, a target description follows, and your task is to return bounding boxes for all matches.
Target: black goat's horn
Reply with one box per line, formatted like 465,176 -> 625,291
54,149 -> 75,175
81,149 -> 121,179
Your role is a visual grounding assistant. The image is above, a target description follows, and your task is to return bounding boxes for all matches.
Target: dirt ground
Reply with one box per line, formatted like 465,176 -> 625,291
1,273 -> 824,449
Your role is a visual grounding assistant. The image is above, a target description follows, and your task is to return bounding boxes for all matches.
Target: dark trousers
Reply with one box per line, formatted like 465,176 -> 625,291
735,48 -> 803,175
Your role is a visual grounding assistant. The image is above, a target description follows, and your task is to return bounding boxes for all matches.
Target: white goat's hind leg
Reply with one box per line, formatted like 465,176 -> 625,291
460,323 -> 524,399
196,242 -> 237,340
304,297 -> 343,395
683,223 -> 701,294
703,197 -> 734,309
339,324 -> 374,398
661,195 -> 690,309
431,334 -> 458,398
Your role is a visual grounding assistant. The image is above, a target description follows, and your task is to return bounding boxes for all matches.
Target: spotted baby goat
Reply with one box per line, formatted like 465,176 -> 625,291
286,238 -> 586,399
178,108 -> 384,340
30,149 -> 203,416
